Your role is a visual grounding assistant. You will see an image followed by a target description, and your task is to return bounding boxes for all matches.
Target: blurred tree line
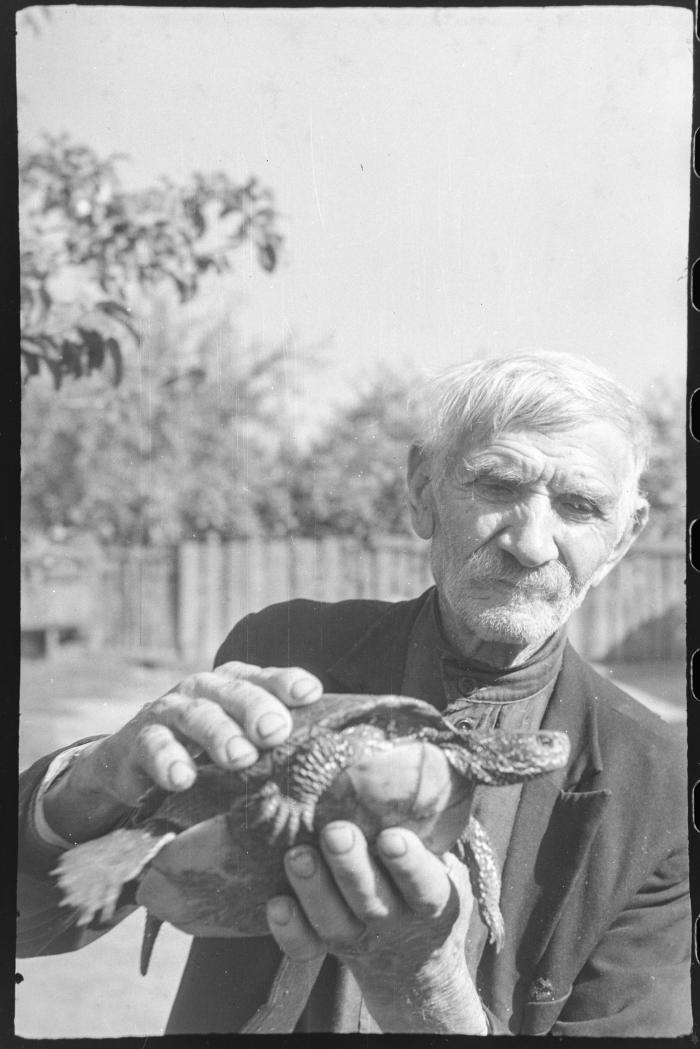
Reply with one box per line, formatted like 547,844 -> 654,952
21,352 -> 684,545
21,138 -> 684,547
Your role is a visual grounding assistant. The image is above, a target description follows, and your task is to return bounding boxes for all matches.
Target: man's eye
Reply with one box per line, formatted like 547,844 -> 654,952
475,478 -> 517,499
560,497 -> 598,518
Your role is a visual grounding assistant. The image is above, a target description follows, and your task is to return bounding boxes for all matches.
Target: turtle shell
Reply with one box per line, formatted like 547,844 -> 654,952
53,693 -> 570,957
134,694 -> 478,937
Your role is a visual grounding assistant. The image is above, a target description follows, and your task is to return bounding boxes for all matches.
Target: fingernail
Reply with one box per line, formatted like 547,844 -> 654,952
256,712 -> 288,739
323,823 -> 355,854
268,897 -> 293,925
379,829 -> 408,858
287,847 -> 317,878
226,737 -> 257,764
169,761 -> 195,790
291,679 -> 320,702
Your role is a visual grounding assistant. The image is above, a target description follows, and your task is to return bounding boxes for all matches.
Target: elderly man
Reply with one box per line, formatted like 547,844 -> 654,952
18,352 -> 690,1035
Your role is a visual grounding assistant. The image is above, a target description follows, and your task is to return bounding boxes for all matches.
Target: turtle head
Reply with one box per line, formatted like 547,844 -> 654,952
447,729 -> 570,785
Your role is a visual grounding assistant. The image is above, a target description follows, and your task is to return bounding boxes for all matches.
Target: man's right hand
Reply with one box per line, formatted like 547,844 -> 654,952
42,662 -> 324,845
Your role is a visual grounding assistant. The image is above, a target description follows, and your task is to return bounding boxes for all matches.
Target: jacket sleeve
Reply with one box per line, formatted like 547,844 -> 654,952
17,742 -> 137,958
16,611 -> 266,962
549,838 -> 692,1037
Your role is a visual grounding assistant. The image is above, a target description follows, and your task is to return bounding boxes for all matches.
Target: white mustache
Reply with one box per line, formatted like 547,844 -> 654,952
465,547 -> 573,598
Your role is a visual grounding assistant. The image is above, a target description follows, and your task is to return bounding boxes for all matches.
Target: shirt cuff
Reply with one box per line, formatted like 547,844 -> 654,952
32,742 -> 99,848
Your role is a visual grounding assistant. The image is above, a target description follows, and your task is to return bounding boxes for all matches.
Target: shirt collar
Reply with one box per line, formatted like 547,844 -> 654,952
412,589 -> 567,705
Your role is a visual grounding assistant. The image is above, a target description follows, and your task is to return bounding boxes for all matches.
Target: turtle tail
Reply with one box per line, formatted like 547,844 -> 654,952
140,912 -> 164,975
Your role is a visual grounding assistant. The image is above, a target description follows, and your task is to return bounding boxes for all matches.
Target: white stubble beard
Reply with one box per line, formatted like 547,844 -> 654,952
430,543 -> 593,647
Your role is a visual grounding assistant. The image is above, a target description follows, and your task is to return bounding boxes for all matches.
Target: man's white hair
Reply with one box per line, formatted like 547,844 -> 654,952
410,351 -> 651,496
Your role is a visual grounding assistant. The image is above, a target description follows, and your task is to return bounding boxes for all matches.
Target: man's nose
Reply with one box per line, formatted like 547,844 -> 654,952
495,497 -> 559,568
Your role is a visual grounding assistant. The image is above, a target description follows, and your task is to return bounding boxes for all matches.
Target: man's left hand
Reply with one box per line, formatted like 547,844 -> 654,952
266,822 -> 488,1033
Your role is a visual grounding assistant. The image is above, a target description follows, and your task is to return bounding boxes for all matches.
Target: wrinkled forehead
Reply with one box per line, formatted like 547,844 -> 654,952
443,421 -> 638,487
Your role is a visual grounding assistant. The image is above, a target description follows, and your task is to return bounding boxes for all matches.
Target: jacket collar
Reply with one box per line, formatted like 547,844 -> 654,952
541,643 -> 606,788
324,590 -> 432,695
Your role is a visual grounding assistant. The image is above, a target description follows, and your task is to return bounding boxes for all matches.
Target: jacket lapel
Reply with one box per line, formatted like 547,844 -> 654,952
323,611 -> 612,1033
323,590 -> 431,694
479,644 -> 612,1028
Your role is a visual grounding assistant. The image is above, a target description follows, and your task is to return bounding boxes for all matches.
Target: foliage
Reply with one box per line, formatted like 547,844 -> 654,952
21,296 -> 298,544
288,367 -> 417,539
640,377 -> 685,541
17,5 -> 53,37
20,135 -> 282,388
22,315 -> 684,545
286,366 -> 686,543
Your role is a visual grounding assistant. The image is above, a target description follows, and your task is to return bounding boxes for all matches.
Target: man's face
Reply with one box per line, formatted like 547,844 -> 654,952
408,421 -> 647,649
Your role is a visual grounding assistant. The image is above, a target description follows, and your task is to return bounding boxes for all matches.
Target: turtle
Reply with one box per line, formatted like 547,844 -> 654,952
53,693 -> 570,974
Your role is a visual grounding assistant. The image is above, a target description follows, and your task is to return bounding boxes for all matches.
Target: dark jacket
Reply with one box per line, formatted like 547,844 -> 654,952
17,592 -> 691,1036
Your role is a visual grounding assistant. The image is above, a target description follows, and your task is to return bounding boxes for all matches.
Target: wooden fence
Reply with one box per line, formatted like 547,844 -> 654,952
84,535 -> 685,664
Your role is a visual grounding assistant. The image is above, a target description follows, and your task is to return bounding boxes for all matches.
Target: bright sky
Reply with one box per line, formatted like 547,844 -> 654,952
17,5 -> 692,411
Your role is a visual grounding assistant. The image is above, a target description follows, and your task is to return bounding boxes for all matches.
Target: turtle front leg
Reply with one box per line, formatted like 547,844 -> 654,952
454,816 -> 505,953
248,731 -> 357,846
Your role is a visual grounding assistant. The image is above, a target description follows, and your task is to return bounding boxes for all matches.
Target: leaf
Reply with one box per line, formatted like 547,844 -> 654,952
94,300 -> 141,342
76,327 -> 106,372
20,136 -> 283,388
21,333 -> 52,353
104,336 -> 123,386
45,357 -> 63,390
257,242 -> 277,273
61,340 -> 84,378
20,347 -> 40,377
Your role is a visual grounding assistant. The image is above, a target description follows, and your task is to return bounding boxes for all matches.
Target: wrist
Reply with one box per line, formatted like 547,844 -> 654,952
351,944 -> 488,1034
43,740 -> 134,844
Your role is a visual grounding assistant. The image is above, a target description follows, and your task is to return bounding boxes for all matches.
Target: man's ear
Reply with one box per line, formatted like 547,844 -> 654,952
589,498 -> 649,589
407,443 -> 436,539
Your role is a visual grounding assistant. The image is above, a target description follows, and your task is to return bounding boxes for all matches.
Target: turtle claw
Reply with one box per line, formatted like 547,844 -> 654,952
249,782 -> 293,843
249,782 -> 281,829
486,909 -> 505,953
248,781 -> 316,845
300,800 -> 316,834
270,796 -> 299,843
52,828 -> 175,926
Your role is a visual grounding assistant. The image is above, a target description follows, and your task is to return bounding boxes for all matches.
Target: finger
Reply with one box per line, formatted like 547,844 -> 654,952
266,895 -> 327,962
134,722 -> 199,792
164,675 -> 295,751
216,662 -> 324,707
375,828 -> 455,917
150,692 -> 262,768
284,845 -> 365,948
320,822 -> 400,925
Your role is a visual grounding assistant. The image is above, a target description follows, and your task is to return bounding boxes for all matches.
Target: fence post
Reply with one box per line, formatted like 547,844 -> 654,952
177,542 -> 200,661
87,545 -> 104,652
203,532 -> 225,660
320,536 -> 344,602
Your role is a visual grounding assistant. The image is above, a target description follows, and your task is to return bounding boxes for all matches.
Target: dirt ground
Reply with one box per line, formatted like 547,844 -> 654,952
15,646 -> 686,1037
